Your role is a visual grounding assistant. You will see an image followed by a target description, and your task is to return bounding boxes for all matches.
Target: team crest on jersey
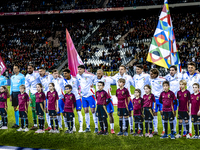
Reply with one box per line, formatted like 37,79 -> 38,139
70,96 -> 72,100
143,78 -> 145,81
197,97 -> 199,101
2,94 -> 4,97
101,94 -> 103,98
122,91 -> 124,95
85,77 -> 87,80
34,76 -> 36,79
46,76 -> 48,79
184,93 -> 187,97
138,100 -> 141,104
168,94 -> 170,98
148,95 -> 151,100
39,94 -> 41,97
175,77 -> 178,79
22,96 -> 24,99
53,94 -> 55,97
159,81 -> 161,84
72,81 -> 75,85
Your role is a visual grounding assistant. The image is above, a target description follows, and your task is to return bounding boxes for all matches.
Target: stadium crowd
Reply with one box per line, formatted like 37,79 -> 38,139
0,18 -> 96,75
0,0 -> 199,12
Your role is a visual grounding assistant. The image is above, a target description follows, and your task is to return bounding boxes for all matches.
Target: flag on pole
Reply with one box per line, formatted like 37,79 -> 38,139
66,28 -> 84,76
146,0 -> 181,72
0,56 -> 6,75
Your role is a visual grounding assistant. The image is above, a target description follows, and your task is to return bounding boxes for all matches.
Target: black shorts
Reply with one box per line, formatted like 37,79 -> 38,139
163,111 -> 174,121
144,107 -> 154,121
36,102 -> 44,116
64,112 -> 74,121
12,91 -> 20,107
191,115 -> 200,123
117,108 -> 129,116
178,111 -> 189,120
96,105 -> 107,121
0,108 -> 7,116
19,111 -> 27,118
49,110 -> 57,116
134,115 -> 144,122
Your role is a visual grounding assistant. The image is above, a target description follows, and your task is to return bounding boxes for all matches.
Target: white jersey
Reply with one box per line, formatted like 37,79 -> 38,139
63,76 -> 81,100
112,73 -> 134,94
50,77 -> 65,99
25,72 -> 41,95
76,73 -> 95,98
182,72 -> 200,94
93,75 -> 114,96
164,73 -> 183,96
39,75 -> 53,95
132,72 -> 150,97
150,76 -> 166,99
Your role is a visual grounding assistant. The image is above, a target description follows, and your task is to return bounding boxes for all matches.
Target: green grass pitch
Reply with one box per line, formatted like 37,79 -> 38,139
0,86 -> 199,150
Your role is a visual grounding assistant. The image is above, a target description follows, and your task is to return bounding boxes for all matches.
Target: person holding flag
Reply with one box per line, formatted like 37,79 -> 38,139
93,69 -> 115,134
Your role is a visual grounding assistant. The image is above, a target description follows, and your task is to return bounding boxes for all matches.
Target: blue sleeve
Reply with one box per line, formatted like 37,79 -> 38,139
145,75 -> 150,86
132,76 -> 135,87
3,77 -> 7,86
21,75 -> 25,85
10,77 -> 12,95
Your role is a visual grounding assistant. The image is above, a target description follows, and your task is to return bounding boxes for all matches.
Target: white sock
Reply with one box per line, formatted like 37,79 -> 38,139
189,116 -> 192,133
46,113 -> 51,127
173,117 -> 177,132
129,116 -> 133,130
92,113 -> 98,129
73,117 -> 75,128
64,117 -> 68,128
34,124 -> 37,127
78,111 -> 83,129
110,123 -> 114,130
57,115 -> 62,128
183,120 -> 186,131
153,116 -> 158,132
123,117 -> 125,130
85,113 -> 90,128
162,119 -> 165,132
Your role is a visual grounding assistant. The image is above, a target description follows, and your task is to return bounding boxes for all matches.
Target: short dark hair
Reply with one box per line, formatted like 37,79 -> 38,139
63,68 -> 70,73
98,81 -> 104,86
188,62 -> 196,68
169,65 -> 177,71
39,67 -> 45,70
163,81 -> 170,86
28,64 -> 34,68
52,69 -> 58,73
78,65 -> 85,69
65,84 -> 72,89
136,64 -> 143,69
13,64 -> 20,69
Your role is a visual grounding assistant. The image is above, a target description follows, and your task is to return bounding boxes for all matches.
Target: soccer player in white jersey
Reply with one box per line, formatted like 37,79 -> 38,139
149,68 -> 166,135
76,65 -> 98,133
38,67 -> 53,131
132,64 -> 150,97
62,68 -> 84,132
93,69 -> 115,134
50,69 -> 65,130
182,62 -> 200,136
164,65 -> 183,134
112,65 -> 134,134
25,64 -> 41,130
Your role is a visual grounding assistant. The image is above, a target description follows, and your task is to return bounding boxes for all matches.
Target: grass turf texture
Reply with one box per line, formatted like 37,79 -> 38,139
0,86 -> 200,150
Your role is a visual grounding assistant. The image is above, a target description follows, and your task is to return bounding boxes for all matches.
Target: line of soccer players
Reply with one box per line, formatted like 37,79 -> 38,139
0,62 -> 199,139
